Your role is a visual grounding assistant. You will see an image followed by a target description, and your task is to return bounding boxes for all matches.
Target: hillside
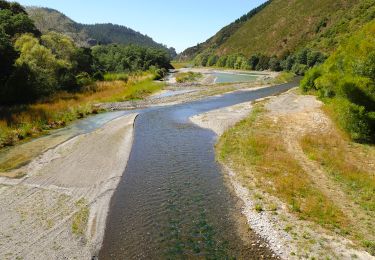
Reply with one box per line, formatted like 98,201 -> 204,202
26,7 -> 177,56
181,0 -> 375,59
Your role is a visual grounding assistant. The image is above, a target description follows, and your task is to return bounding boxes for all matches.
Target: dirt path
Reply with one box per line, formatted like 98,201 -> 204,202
0,114 -> 137,259
266,93 -> 373,240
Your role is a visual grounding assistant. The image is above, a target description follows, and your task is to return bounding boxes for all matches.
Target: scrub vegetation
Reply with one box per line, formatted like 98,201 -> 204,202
217,106 -> 348,230
301,21 -> 375,143
175,72 -> 202,83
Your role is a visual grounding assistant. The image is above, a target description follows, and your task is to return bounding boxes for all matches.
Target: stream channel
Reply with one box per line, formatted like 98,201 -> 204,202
98,79 -> 299,259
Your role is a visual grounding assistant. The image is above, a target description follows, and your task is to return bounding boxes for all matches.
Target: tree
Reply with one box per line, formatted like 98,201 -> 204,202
248,54 -> 260,70
269,56 -> 282,71
41,32 -> 76,62
207,55 -> 219,67
14,33 -> 68,96
256,55 -> 270,71
216,56 -> 227,67
0,2 -> 39,38
0,29 -> 17,80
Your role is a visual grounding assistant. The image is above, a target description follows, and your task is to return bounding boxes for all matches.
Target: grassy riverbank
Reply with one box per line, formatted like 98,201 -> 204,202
0,72 -> 163,149
216,96 -> 375,256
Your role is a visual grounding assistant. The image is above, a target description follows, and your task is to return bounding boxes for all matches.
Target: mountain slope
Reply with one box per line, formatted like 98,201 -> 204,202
182,0 -> 375,59
26,7 -> 176,56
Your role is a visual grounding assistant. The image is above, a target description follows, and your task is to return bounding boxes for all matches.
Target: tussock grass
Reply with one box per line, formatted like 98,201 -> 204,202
72,199 -> 89,236
171,62 -> 192,69
175,72 -> 202,83
0,73 -> 163,150
216,105 -> 348,231
104,72 -> 129,82
272,71 -> 295,84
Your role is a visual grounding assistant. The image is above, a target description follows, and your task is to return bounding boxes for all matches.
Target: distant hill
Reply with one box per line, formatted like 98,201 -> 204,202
26,7 -> 177,57
181,0 -> 375,60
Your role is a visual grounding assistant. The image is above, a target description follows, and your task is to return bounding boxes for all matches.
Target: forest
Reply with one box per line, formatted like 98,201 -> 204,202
0,0 -> 172,105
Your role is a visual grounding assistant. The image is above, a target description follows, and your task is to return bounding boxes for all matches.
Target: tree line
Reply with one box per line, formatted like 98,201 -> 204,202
0,0 -> 172,105
193,48 -> 327,75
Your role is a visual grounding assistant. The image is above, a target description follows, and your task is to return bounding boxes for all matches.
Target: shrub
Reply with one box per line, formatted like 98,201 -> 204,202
76,72 -> 93,87
300,21 -> 375,143
330,98 -> 373,142
300,66 -> 323,92
291,63 -> 308,75
93,71 -> 104,81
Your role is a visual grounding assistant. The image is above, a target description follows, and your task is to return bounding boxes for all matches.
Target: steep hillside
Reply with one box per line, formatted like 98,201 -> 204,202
182,0 -> 375,59
26,7 -> 176,56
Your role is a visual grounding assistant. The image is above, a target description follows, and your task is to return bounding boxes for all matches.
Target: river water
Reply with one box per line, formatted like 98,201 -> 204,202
99,80 -> 298,259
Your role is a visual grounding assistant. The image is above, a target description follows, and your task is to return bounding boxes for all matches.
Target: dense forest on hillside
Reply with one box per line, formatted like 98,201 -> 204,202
0,1 -> 172,105
26,7 -> 177,58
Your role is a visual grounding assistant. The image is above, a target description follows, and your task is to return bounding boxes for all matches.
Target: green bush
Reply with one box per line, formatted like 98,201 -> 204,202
93,71 -> 104,81
76,72 -> 93,87
301,21 -> 375,143
330,98 -> 373,142
300,66 -> 323,92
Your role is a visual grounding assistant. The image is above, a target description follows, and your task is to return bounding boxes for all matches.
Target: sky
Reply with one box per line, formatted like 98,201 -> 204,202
16,0 -> 266,52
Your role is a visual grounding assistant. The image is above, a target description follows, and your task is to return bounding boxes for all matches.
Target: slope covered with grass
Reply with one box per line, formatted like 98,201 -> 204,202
182,0 -> 375,59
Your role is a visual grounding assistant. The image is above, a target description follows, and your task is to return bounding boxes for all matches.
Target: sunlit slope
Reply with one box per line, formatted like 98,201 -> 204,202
183,0 -> 375,58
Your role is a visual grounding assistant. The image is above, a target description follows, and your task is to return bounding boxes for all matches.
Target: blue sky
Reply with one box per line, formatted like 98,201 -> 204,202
16,0 -> 266,52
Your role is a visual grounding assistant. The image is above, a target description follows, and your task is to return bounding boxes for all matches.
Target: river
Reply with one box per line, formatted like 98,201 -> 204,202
98,79 -> 299,259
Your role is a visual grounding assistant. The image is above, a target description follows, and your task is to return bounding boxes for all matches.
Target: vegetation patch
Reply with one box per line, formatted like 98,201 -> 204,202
300,131 -> 375,254
72,198 -> 89,236
300,132 -> 375,212
0,74 -> 163,151
301,21 -> 375,143
216,105 -> 349,232
175,72 -> 202,83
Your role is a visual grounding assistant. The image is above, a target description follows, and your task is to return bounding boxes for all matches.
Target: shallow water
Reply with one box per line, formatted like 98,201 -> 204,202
213,71 -> 266,84
0,110 -> 134,171
99,80 -> 299,259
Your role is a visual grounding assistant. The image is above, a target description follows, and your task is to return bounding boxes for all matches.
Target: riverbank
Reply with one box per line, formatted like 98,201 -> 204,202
0,69 -> 279,176
190,89 -> 374,259
0,113 -> 137,259
0,73 -> 162,152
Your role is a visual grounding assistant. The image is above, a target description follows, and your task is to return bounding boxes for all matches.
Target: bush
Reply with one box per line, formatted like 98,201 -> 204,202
300,21 -> 375,143
269,57 -> 282,71
291,63 -> 308,75
330,98 -> 373,142
300,66 -> 323,92
153,68 -> 167,80
76,72 -> 93,87
93,71 -> 104,81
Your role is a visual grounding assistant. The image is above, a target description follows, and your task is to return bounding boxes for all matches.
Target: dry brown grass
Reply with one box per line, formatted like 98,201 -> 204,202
300,131 -> 375,254
0,74 -> 163,150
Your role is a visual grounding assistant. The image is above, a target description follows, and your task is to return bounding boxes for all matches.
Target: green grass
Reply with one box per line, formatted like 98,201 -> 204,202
216,104 -> 349,231
185,0 -> 375,58
104,73 -> 129,82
